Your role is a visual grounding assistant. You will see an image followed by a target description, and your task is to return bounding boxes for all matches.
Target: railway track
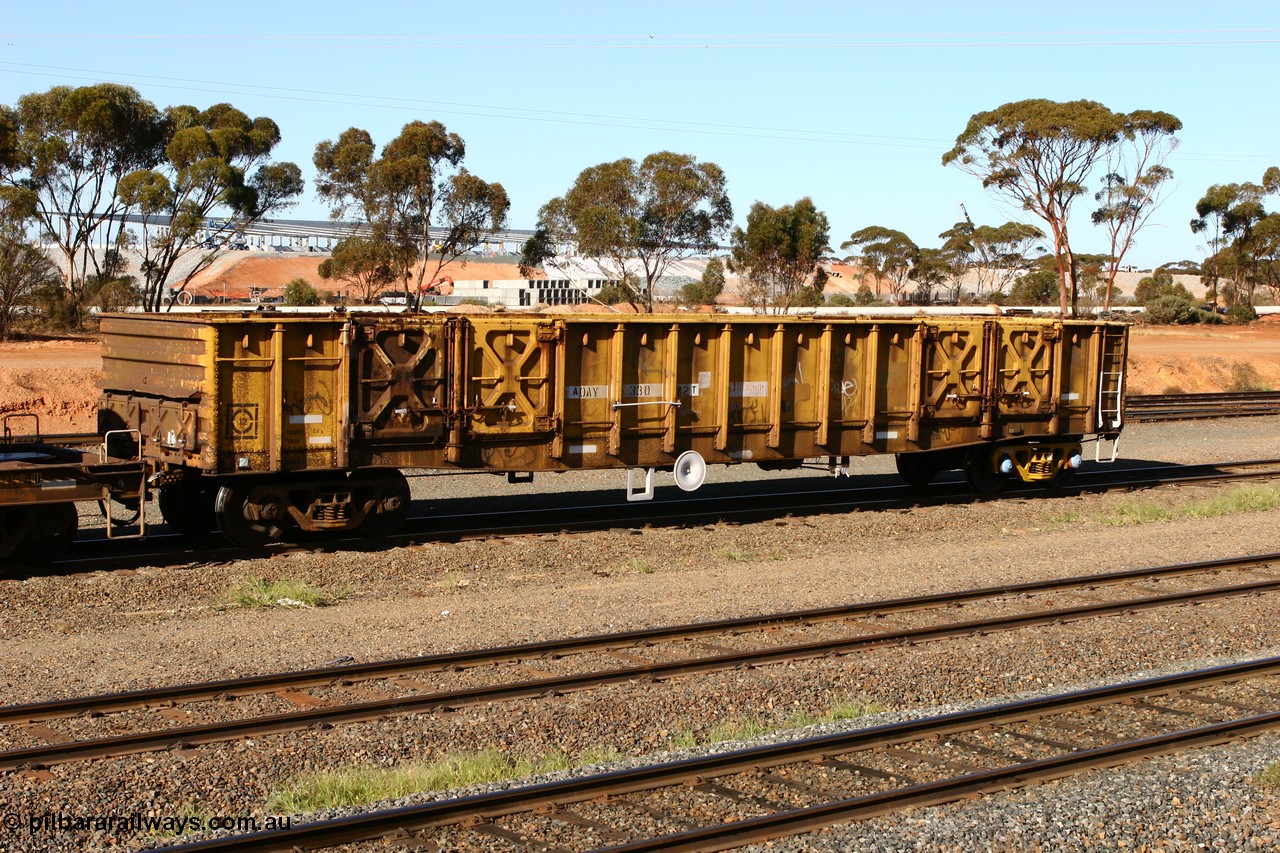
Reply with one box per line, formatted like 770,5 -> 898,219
3,552 -> 1278,773
1126,390 -> 1280,422
163,655 -> 1280,852
41,455 -> 1280,576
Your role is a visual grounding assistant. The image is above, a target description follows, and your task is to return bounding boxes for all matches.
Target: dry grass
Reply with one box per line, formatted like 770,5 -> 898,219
216,575 -> 349,609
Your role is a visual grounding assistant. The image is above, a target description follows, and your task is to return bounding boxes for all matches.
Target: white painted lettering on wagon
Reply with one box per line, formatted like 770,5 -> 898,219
566,385 -> 608,399
568,444 -> 598,454
677,384 -> 700,397
623,383 -> 662,398
289,414 -> 323,424
1063,392 -> 1080,400
875,430 -> 899,440
308,436 -> 333,445
730,381 -> 768,398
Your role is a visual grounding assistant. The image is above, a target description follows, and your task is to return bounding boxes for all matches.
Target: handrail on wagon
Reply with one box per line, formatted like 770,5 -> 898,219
612,401 -> 682,410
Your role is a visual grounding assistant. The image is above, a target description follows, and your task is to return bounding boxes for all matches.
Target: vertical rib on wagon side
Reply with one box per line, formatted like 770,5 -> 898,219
94,311 -> 1126,546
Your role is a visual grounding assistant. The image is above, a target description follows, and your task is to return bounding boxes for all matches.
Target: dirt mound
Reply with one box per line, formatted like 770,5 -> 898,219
1125,325 -> 1280,394
0,367 -> 101,434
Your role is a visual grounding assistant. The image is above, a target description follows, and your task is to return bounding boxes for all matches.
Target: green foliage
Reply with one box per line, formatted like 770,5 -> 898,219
0,218 -> 61,339
1,85 -> 306,318
1009,268 -> 1059,305
1225,302 -> 1258,325
595,282 -> 635,305
1,84 -> 167,326
517,227 -> 555,278
730,197 -> 830,311
841,226 -> 918,303
217,575 -> 349,609
824,292 -> 856,308
1051,484 -> 1280,527
1252,760 -> 1280,790
1143,293 -> 1200,324
1132,269 -> 1193,305
671,697 -> 889,749
282,277 -> 320,306
1191,169 -> 1280,310
701,256 -> 726,294
314,121 -> 509,298
267,748 -> 622,814
29,281 -> 76,331
538,151 -> 732,312
88,276 -> 140,313
118,102 -> 304,310
678,257 -> 727,306
909,246 -> 952,304
944,99 -> 1180,314
854,284 -> 880,306
317,236 -> 398,303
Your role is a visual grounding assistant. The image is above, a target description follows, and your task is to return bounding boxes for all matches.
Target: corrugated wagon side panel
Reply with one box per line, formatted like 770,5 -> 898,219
211,317 -> 347,475
98,314 -> 219,470
346,315 -> 452,468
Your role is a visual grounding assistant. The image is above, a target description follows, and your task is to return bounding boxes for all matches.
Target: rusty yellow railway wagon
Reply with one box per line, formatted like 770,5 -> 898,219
96,311 -> 1127,547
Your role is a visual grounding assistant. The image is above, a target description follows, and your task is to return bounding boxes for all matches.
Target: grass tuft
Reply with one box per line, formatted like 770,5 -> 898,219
216,575 -> 349,610
672,696 -> 889,748
1253,760 -> 1280,790
1228,363 -> 1271,392
1051,484 -> 1280,528
267,747 -> 622,814
624,557 -> 655,574
715,546 -> 751,562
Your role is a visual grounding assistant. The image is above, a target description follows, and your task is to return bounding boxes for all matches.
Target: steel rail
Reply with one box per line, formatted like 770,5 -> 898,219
48,455 -> 1280,575
158,655 -> 1280,852
3,558 -> 1278,771
1127,391 -> 1280,422
5,551 -> 1276,724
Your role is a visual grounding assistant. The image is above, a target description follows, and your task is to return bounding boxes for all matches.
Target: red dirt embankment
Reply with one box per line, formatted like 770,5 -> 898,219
2,322 -> 1279,434
0,340 -> 100,434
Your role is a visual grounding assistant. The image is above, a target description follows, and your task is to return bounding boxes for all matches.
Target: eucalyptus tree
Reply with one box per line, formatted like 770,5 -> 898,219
943,99 -> 1180,316
535,151 -> 732,312
937,219 -> 976,302
116,103 -> 303,310
1251,213 -> 1280,306
1190,168 -> 1280,308
0,84 -> 166,325
1132,268 -> 1194,306
313,121 -> 509,302
729,197 -> 830,311
0,217 -> 61,339
967,222 -> 1045,300
679,257 -> 726,306
909,247 -> 952,304
1092,109 -> 1182,309
317,236 -> 401,303
841,226 -> 918,304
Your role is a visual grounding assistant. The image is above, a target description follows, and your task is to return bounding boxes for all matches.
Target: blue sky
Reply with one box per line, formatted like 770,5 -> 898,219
2,1 -> 1277,269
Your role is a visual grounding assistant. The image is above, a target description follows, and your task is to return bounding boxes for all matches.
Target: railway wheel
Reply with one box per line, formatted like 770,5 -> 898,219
215,484 -> 286,548
963,447 -> 1008,495
13,503 -> 79,564
895,453 -> 940,487
159,482 -> 218,538
357,470 -> 411,538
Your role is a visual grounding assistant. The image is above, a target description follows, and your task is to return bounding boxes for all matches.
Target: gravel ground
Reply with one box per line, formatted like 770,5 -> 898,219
1,416 -> 1279,852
